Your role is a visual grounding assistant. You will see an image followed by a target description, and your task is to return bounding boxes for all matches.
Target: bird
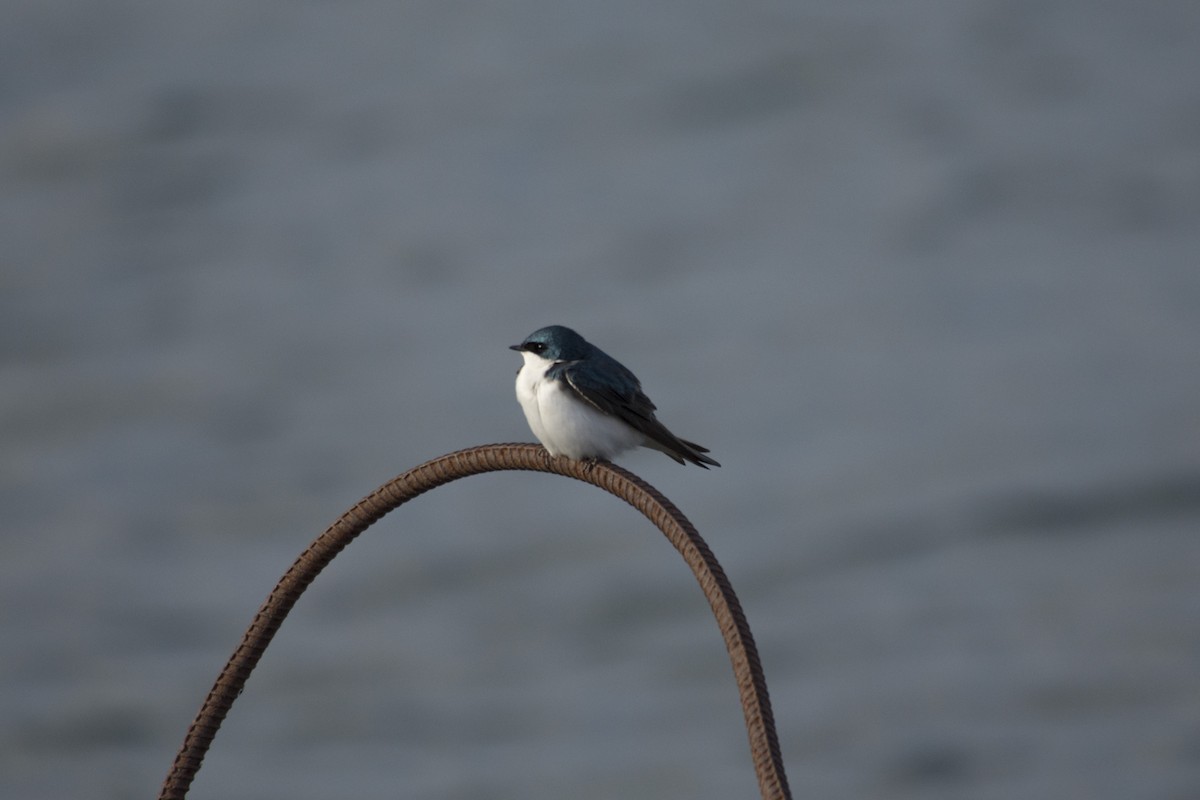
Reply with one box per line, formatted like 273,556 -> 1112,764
510,325 -> 720,468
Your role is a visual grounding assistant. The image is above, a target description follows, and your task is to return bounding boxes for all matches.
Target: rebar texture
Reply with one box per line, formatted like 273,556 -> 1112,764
159,443 -> 791,800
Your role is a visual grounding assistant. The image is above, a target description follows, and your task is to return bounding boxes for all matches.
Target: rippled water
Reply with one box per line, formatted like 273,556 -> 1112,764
3,2 -> 1199,799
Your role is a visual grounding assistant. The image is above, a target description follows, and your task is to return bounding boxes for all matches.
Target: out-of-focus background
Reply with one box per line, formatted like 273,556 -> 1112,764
4,2 -> 1199,798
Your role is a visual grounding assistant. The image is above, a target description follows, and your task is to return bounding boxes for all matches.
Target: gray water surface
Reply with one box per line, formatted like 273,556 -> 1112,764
3,2 -> 1200,799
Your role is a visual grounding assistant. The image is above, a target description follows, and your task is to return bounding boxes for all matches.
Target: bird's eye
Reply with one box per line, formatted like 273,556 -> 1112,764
528,342 -> 546,353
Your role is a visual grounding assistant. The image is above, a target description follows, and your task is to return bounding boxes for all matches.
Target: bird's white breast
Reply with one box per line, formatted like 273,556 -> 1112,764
515,352 -> 644,460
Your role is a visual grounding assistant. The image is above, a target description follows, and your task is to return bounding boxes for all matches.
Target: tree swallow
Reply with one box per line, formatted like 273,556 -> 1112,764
510,325 -> 720,468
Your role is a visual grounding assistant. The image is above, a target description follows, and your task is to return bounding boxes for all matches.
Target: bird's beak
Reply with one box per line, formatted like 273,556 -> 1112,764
509,344 -> 525,352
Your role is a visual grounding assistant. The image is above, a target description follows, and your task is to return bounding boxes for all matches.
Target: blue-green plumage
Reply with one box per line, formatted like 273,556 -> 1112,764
510,325 -> 720,468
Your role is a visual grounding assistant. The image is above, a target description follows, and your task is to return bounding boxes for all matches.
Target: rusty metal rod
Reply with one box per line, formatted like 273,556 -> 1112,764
159,443 -> 791,799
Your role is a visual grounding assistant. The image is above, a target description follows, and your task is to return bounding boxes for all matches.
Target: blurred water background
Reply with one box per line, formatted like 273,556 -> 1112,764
3,1 -> 1200,798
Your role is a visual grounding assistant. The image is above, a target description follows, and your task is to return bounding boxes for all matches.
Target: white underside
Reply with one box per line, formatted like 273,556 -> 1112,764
515,351 -> 645,460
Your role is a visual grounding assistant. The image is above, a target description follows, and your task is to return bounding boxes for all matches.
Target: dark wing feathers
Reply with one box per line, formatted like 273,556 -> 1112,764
549,358 -> 720,468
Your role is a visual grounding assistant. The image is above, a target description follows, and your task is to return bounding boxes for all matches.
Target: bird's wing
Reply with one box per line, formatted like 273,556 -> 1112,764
548,358 -> 719,468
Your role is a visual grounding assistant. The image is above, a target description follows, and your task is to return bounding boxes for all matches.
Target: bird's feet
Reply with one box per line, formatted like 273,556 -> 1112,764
578,456 -> 611,475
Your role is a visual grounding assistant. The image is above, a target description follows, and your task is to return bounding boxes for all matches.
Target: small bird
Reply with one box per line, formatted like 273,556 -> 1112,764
510,325 -> 720,468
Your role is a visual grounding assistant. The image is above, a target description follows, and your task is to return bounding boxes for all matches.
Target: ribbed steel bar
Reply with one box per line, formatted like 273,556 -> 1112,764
159,443 -> 791,799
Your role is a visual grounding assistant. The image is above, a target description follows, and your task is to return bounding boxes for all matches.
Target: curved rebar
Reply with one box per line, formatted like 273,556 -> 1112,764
159,443 -> 791,800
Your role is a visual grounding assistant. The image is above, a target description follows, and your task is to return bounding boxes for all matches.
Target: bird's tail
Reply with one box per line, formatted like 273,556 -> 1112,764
647,436 -> 721,469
